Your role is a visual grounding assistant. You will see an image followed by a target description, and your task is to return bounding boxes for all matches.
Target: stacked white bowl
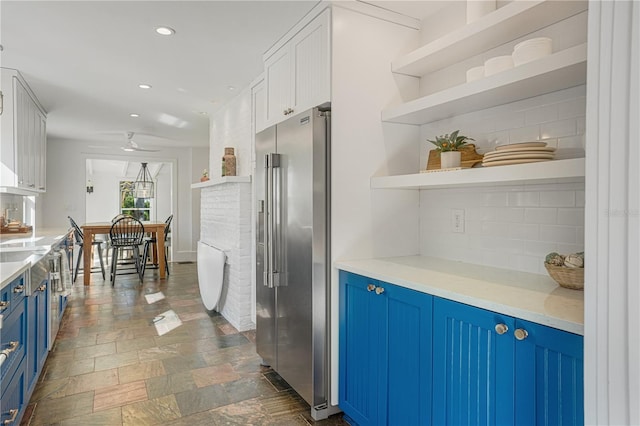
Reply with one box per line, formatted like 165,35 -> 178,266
512,37 -> 553,66
484,55 -> 513,76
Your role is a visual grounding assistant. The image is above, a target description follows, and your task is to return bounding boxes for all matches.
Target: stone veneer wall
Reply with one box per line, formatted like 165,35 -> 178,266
200,182 -> 253,331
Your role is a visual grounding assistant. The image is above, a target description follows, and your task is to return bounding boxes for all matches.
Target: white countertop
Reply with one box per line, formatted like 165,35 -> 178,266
334,256 -> 584,335
0,227 -> 71,289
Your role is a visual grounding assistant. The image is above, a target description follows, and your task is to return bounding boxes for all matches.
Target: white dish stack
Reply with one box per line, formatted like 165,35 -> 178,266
512,37 -> 553,66
482,142 -> 556,167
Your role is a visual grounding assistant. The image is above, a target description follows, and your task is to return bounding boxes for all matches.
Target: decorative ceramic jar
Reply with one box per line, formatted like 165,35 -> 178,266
223,147 -> 237,177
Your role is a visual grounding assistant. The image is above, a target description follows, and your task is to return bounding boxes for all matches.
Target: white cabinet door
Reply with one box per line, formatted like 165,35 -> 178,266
8,73 -> 46,192
265,46 -> 291,126
263,8 -> 331,127
291,8 -> 330,113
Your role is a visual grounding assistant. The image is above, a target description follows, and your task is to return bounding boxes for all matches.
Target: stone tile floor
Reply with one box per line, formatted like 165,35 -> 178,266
21,263 -> 347,425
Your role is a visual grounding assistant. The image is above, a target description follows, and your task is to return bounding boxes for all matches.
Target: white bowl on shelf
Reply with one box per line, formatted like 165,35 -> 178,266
512,37 -> 553,66
484,55 -> 513,76
466,66 -> 485,82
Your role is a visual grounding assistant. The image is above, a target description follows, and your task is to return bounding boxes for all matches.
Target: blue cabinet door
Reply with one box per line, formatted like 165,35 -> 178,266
339,271 -> 383,426
26,278 -> 49,395
514,319 -> 584,426
381,283 -> 432,426
433,298 -> 515,426
0,362 -> 26,426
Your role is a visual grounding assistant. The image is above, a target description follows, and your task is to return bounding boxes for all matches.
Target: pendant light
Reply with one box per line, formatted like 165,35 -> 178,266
133,162 -> 154,198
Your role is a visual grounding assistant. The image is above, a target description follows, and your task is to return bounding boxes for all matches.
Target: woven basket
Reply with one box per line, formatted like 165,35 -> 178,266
544,263 -> 584,290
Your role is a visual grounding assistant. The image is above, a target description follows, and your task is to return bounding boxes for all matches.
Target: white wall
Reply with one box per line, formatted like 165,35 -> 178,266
41,139 -> 207,261
209,86 -> 252,178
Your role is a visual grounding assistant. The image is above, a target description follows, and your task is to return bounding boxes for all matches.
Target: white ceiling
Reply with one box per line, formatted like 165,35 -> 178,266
0,1 -> 318,149
1,1 -> 444,152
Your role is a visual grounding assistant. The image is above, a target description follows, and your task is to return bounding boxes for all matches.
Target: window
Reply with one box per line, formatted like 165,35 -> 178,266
119,181 -> 151,221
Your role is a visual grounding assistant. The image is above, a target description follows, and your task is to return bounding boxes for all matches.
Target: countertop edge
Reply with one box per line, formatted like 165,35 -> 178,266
1,262 -> 30,289
335,257 -> 584,336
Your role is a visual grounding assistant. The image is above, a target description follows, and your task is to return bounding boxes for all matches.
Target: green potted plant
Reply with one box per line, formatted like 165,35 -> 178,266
427,130 -> 474,169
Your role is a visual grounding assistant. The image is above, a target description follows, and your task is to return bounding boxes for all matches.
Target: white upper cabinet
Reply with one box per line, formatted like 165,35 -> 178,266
264,8 -> 330,127
1,68 -> 47,193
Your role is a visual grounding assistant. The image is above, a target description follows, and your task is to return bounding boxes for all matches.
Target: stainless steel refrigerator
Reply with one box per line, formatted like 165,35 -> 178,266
255,104 -> 335,420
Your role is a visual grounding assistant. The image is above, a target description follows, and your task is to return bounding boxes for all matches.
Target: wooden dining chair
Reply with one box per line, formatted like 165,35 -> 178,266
141,214 -> 173,276
109,216 -> 145,285
68,216 -> 106,282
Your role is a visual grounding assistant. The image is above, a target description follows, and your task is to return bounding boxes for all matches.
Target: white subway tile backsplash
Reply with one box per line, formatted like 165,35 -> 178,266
557,208 -> 585,226
508,254 -> 542,274
509,125 -> 540,143
558,97 -> 586,119
539,225 -> 577,244
509,223 -> 539,240
524,240 -> 558,256
540,118 -> 577,139
508,191 -> 540,207
482,193 -> 508,207
494,110 -> 525,132
558,135 -> 584,149
540,191 -> 575,207
525,105 -> 558,125
524,208 -> 557,224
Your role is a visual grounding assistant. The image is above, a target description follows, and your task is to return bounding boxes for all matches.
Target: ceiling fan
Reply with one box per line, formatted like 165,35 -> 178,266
121,132 -> 160,152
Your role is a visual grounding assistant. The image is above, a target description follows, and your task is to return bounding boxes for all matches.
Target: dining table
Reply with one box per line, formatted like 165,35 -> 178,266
80,221 -> 167,285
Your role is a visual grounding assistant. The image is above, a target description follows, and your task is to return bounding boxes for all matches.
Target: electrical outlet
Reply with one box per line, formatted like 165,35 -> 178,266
452,209 -> 465,233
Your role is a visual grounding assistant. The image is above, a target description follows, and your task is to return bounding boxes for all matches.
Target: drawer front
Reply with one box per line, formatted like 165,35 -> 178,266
1,362 -> 26,426
0,299 -> 27,396
0,283 -> 11,315
9,275 -> 26,310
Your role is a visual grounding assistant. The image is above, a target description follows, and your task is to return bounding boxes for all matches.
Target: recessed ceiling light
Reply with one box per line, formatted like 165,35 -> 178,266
156,26 -> 176,36
227,86 -> 236,91
130,113 -> 140,118
139,84 -> 152,89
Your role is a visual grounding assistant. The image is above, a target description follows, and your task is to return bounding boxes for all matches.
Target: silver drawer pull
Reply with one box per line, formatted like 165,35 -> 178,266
3,408 -> 18,425
367,284 -> 376,292
13,285 -> 24,294
37,284 -> 47,292
375,286 -> 385,295
514,329 -> 529,341
0,301 -> 8,311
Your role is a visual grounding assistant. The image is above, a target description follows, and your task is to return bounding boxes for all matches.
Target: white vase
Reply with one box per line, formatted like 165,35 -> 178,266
466,0 -> 496,23
441,151 -> 462,169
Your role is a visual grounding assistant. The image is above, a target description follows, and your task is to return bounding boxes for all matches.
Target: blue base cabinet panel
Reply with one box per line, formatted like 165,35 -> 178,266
339,271 -> 432,426
1,363 -> 27,426
338,269 -> 584,426
433,298 -> 584,426
514,319 -> 584,426
26,278 -> 50,395
432,298 -> 515,426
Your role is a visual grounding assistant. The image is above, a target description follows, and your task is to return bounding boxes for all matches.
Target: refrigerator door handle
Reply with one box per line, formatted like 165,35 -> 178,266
263,154 -> 272,288
270,153 -> 281,287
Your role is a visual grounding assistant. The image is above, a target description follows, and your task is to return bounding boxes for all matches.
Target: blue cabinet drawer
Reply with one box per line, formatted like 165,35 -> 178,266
0,298 -> 27,397
0,274 -> 26,316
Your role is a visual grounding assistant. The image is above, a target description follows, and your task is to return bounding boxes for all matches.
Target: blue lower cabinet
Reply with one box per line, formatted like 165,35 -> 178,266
432,298 -> 515,426
1,297 -> 27,397
514,319 -> 584,426
433,299 -> 584,426
339,271 -> 432,426
26,278 -> 50,395
1,363 -> 27,426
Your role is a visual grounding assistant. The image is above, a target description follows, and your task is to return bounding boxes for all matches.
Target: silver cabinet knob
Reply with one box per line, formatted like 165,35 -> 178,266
495,323 -> 509,335
375,286 -> 385,295
367,284 -> 376,292
514,329 -> 529,340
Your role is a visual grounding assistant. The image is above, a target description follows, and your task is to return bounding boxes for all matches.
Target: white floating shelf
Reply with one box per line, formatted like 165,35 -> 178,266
191,176 -> 251,189
382,44 -> 587,126
371,158 -> 585,190
392,0 -> 588,77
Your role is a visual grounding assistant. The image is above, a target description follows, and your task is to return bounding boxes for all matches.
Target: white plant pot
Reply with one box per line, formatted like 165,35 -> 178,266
441,151 -> 462,169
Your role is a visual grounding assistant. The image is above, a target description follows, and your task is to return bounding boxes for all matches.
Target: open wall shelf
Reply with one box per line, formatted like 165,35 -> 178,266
371,158 -> 585,190
392,0 -> 588,77
382,44 -> 587,126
